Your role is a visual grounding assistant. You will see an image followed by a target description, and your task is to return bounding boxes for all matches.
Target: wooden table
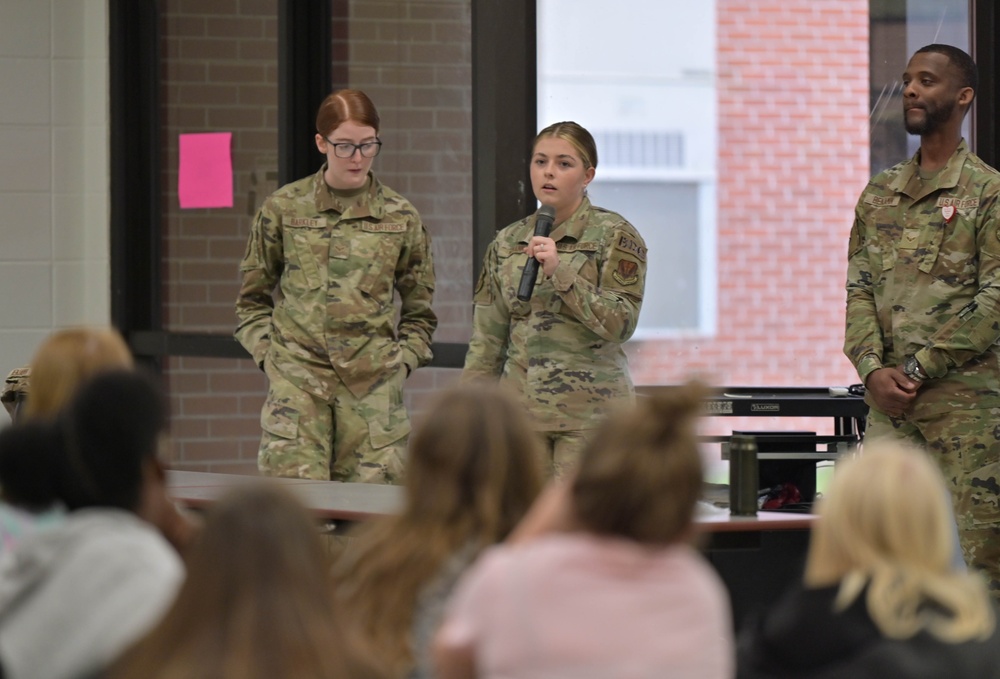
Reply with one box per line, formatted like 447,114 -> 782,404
167,470 -> 814,532
167,470 -> 814,628
166,470 -> 403,523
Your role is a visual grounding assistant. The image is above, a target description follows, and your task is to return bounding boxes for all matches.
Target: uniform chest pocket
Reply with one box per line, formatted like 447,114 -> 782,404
355,232 -> 404,299
563,246 -> 599,279
284,223 -> 328,290
923,219 -> 978,287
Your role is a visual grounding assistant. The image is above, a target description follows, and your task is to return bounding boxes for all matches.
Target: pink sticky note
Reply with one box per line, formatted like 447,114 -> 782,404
178,132 -> 234,209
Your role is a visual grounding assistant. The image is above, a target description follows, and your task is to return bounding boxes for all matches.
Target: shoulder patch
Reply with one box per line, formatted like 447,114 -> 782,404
362,222 -> 407,233
612,259 -> 640,286
287,217 -> 324,227
7,367 -> 30,380
936,197 -> 980,210
614,233 -> 647,262
863,194 -> 900,207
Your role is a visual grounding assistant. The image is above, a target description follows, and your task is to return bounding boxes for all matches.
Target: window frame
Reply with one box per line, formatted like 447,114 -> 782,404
108,0 -> 1000,368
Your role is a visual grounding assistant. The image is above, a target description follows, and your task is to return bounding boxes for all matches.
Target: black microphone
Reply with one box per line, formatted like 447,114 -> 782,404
516,205 -> 557,301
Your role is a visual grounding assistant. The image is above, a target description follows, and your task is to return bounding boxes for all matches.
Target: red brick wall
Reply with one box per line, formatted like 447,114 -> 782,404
629,0 -> 869,437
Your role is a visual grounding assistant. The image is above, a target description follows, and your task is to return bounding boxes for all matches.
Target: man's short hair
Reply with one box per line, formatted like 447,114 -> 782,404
915,44 -> 978,94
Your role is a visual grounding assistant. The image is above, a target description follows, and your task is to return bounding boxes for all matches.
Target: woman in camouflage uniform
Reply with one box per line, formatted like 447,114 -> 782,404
235,90 -> 437,484
463,122 -> 647,477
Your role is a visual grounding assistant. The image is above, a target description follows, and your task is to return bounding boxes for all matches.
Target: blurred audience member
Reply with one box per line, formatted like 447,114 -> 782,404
0,370 -> 184,679
336,383 -> 545,678
21,326 -> 134,421
0,421 -> 65,553
0,326 -> 136,553
109,482 -> 388,679
433,381 -> 734,679
736,440 -> 1000,679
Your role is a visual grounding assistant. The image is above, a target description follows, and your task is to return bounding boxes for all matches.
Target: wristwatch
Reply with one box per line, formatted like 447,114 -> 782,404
902,354 -> 928,382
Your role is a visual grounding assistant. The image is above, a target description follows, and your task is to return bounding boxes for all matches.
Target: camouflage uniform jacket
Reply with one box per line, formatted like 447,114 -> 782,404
464,198 -> 646,430
235,168 -> 437,400
845,140 -> 1000,417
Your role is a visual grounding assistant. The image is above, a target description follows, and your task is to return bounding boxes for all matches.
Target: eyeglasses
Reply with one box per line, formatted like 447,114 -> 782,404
323,138 -> 382,158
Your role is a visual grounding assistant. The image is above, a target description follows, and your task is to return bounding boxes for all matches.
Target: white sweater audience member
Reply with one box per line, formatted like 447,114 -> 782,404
0,370 -> 185,679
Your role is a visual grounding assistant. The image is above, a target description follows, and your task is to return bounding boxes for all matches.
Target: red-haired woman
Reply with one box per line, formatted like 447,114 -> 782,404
236,89 -> 437,485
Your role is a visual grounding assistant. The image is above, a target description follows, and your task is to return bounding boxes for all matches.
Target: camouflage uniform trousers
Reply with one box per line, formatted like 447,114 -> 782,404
258,360 -> 410,484
866,407 -> 1000,597
538,429 -> 594,480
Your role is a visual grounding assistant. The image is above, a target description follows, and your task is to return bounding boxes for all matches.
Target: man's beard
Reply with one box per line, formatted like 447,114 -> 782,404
904,98 -> 955,135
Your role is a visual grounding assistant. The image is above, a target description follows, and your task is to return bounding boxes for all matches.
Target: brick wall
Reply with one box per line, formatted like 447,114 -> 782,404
159,0 -> 278,472
337,0 -> 471,426
629,0 -> 870,438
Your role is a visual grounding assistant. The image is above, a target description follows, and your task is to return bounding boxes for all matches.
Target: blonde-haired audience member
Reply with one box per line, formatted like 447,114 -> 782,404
433,381 -> 734,679
22,326 -> 134,421
736,440 -> 1000,679
336,383 -> 545,679
108,483 -> 388,679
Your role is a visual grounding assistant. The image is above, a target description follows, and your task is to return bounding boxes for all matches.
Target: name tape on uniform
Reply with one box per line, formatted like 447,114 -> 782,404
363,223 -> 407,233
614,234 -> 647,262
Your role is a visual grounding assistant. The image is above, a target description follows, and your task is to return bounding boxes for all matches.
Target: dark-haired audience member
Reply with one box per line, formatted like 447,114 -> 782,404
736,440 -> 1000,679
0,422 -> 64,554
336,383 -> 545,679
433,381 -> 734,679
0,370 -> 185,679
108,483 -> 389,679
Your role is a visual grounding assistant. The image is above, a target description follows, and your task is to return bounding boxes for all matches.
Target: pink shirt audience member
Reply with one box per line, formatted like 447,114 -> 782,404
438,531 -> 732,679
434,381 -> 734,679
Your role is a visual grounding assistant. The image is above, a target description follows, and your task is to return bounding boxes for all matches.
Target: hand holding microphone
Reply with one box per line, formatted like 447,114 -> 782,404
516,206 -> 557,301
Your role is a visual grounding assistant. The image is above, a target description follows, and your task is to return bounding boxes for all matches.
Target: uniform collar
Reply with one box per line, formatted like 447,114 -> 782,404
311,166 -> 385,219
891,138 -> 969,200
548,196 -> 593,242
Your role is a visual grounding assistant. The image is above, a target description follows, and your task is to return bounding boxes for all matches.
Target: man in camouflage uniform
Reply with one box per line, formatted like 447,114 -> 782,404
235,163 -> 436,484
464,197 -> 646,478
1,367 -> 30,421
844,45 -> 1000,594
